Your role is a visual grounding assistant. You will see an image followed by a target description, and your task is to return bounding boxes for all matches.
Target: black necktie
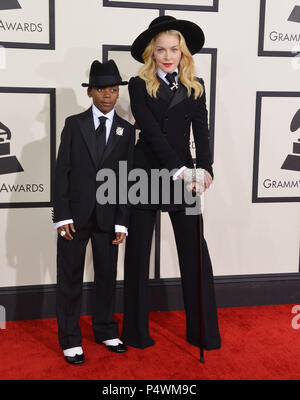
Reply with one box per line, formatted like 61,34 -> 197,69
165,72 -> 178,91
96,116 -> 107,165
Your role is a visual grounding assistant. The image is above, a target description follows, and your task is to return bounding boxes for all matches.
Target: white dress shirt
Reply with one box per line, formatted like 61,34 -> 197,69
92,104 -> 114,144
157,67 -> 179,86
55,105 -> 128,235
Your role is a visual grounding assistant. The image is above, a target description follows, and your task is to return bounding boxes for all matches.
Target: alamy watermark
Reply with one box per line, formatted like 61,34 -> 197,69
96,161 -> 203,215
0,305 -> 5,329
291,305 -> 300,330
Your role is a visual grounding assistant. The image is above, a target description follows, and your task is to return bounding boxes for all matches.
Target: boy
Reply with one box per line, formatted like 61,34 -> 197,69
53,60 -> 134,365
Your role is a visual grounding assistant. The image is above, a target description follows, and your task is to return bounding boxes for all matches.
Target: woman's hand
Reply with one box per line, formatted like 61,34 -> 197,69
184,170 -> 212,195
203,171 -> 213,190
179,168 -> 203,183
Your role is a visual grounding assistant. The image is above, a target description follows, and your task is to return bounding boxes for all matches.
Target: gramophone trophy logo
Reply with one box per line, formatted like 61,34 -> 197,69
0,121 -> 23,175
288,5 -> 300,23
281,109 -> 300,172
0,87 -> 55,208
0,0 -> 55,50
253,92 -> 300,203
259,1 -> 300,56
0,0 -> 21,11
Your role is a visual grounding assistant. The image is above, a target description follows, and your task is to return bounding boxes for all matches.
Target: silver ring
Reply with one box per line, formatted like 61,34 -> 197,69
60,230 -> 66,237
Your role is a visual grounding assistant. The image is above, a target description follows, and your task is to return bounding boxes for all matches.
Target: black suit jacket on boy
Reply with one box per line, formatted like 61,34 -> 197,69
52,107 -> 135,232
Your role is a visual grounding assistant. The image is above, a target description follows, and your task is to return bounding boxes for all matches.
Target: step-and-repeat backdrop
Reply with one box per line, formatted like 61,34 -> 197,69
0,0 -> 299,288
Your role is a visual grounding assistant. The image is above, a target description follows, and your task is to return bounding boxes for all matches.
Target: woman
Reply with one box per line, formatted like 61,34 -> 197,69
122,16 -> 221,351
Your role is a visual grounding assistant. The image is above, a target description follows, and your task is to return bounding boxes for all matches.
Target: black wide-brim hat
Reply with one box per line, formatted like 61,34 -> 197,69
131,15 -> 205,63
82,59 -> 128,87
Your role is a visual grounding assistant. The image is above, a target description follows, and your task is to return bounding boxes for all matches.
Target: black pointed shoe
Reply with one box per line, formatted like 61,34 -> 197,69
64,353 -> 85,365
105,343 -> 127,353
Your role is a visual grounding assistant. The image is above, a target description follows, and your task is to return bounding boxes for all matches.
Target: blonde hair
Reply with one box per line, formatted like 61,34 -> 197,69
139,30 -> 203,99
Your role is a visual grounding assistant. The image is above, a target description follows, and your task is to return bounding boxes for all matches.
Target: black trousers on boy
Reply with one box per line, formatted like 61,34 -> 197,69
56,209 -> 119,350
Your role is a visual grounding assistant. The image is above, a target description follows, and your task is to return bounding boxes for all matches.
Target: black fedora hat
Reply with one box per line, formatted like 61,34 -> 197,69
131,15 -> 205,63
81,59 -> 128,87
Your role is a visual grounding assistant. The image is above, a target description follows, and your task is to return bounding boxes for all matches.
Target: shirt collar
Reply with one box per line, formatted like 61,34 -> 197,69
92,104 -> 115,122
157,67 -> 179,82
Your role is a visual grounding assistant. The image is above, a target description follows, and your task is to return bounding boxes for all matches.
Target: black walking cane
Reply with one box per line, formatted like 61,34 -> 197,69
196,195 -> 205,363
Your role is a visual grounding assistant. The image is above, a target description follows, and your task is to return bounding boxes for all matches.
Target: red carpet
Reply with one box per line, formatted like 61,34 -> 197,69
0,305 -> 299,380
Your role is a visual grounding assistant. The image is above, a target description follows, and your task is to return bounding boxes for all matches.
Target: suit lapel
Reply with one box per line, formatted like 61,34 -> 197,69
100,113 -> 121,165
78,107 -> 98,169
167,82 -> 188,110
157,77 -> 173,104
156,77 -> 188,110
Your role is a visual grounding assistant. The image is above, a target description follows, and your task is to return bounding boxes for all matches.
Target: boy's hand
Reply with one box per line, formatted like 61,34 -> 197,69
112,232 -> 126,245
57,223 -> 76,241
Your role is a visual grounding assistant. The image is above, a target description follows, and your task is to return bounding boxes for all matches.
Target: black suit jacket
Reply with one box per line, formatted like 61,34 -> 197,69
128,75 -> 213,211
52,107 -> 135,232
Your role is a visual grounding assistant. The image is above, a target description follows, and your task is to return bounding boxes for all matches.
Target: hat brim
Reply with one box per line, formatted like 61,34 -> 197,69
131,19 -> 205,63
81,81 -> 128,87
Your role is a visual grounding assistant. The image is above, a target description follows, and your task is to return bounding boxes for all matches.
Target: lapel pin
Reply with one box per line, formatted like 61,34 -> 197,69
170,82 -> 179,91
116,127 -> 124,136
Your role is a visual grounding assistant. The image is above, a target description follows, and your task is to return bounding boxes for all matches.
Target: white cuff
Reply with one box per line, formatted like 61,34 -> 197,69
55,219 -> 74,229
115,225 -> 128,236
172,166 -> 187,181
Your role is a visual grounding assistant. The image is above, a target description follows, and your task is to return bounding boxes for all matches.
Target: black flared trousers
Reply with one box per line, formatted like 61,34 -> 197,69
121,208 -> 221,350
